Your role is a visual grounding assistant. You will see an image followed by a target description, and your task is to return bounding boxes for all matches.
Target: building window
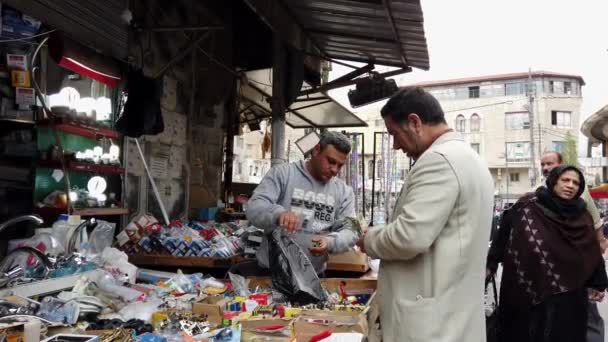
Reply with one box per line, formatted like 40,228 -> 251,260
564,82 -> 572,95
455,114 -> 466,132
377,160 -> 384,177
551,111 -> 571,129
549,81 -> 554,93
470,114 -> 481,132
505,83 -> 523,96
368,160 -> 374,179
468,86 -> 480,98
505,112 -> 530,130
509,173 -> 520,182
471,143 -> 480,153
506,142 -> 531,162
552,141 -> 566,153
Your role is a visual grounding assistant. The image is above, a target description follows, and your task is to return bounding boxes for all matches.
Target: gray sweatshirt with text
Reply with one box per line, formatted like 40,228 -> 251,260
246,160 -> 358,273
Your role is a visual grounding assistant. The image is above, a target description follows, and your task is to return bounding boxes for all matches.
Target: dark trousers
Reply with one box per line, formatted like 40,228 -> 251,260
587,300 -> 604,342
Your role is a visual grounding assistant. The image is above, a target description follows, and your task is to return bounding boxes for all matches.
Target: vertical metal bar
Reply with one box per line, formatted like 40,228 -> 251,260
361,133 -> 366,218
271,35 -> 286,166
371,132 -> 378,226
134,138 -> 170,225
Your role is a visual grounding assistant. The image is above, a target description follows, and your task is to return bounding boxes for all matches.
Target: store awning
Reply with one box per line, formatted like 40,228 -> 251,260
581,104 -> 608,143
240,69 -> 367,128
243,0 -> 430,70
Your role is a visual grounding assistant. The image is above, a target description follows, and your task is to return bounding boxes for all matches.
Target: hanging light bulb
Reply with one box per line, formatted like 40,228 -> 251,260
69,191 -> 78,202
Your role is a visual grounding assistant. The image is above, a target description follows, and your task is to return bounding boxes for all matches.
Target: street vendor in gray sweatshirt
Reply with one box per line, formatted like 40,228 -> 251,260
246,131 -> 359,274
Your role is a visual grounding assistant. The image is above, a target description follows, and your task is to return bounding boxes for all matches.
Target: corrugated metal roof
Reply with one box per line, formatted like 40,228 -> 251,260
5,0 -> 128,60
581,104 -> 608,143
276,0 -> 429,69
414,71 -> 586,88
284,0 -> 429,69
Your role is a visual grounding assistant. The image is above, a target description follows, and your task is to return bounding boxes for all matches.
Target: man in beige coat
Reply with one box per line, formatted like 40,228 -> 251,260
357,87 -> 494,342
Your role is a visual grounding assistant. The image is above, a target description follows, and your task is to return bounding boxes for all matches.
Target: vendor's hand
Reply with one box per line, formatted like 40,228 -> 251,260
277,211 -> 299,233
600,238 -> 608,255
355,235 -> 366,254
590,289 -> 605,302
309,236 -> 330,256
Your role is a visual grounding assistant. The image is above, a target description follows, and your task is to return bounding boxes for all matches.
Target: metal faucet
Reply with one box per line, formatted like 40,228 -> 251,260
0,215 -> 43,234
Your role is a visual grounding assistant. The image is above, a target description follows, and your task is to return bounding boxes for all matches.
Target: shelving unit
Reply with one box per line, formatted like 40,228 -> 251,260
38,160 -> 125,175
33,118 -> 126,222
37,118 -> 119,140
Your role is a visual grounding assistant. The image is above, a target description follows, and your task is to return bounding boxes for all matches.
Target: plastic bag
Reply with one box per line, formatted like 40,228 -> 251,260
228,272 -> 250,297
97,247 -> 138,284
84,220 -> 116,258
165,269 -> 194,293
267,229 -> 326,305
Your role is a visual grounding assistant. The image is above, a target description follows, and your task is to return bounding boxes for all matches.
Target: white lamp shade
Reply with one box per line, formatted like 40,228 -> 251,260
76,97 -> 96,115
109,145 -> 120,159
96,97 -> 112,121
58,87 -> 80,109
87,176 -> 107,196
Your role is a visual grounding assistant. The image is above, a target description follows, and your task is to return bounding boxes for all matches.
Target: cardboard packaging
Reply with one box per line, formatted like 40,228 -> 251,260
327,250 -> 369,273
192,295 -> 230,325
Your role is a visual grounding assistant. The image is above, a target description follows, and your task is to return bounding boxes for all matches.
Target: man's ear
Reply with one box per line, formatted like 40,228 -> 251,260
312,144 -> 321,157
407,113 -> 423,133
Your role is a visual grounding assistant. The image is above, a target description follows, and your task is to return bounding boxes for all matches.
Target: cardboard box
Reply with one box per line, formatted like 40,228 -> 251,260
294,310 -> 369,341
328,250 -> 369,273
192,295 -> 230,325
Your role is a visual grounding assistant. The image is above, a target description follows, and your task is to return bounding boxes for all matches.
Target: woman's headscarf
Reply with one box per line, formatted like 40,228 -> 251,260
535,165 -> 586,221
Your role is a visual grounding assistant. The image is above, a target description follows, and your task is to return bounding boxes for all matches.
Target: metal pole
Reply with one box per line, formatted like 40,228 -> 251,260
527,69 -> 537,187
271,35 -> 286,166
371,132 -> 378,226
134,138 -> 170,225
361,133 -> 366,218
602,141 -> 608,183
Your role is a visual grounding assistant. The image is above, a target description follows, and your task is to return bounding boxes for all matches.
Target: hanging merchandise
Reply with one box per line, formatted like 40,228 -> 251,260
261,123 -> 271,159
115,68 -> 164,138
268,230 -> 327,305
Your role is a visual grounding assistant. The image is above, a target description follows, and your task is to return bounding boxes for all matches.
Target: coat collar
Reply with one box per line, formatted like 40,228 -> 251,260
430,131 -> 463,147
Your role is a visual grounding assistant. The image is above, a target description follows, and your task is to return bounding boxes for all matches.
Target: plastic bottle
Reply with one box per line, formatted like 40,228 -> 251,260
52,214 -> 70,251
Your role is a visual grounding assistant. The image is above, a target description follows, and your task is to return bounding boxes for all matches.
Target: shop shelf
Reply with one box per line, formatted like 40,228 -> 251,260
0,118 -> 36,131
37,118 -> 119,140
34,206 -> 129,217
128,254 -> 369,273
38,159 -> 125,175
73,207 -> 129,216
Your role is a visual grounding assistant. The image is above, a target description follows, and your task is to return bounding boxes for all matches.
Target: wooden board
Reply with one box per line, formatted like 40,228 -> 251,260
128,254 -> 245,268
127,253 -> 369,273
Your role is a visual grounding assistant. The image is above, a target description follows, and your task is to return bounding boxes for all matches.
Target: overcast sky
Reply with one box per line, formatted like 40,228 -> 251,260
329,0 -> 608,154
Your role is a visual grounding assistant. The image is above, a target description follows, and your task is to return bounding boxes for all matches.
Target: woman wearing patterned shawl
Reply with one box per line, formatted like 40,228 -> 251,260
487,165 -> 608,342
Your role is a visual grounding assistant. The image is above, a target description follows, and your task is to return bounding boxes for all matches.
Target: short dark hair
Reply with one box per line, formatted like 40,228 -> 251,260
319,131 -> 351,154
380,86 -> 447,125
543,151 -> 563,163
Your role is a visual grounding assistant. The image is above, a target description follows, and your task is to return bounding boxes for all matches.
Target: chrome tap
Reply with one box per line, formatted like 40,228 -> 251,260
0,214 -> 43,233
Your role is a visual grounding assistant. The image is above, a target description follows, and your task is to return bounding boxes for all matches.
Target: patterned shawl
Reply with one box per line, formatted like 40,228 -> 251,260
501,193 -> 604,306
